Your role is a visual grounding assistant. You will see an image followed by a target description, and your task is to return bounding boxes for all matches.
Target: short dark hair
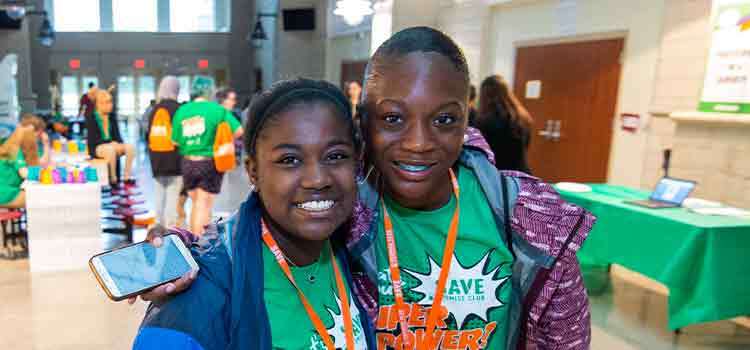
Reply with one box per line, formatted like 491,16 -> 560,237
88,82 -> 95,89
215,87 -> 236,103
361,26 -> 471,121
365,26 -> 469,86
244,78 -> 360,157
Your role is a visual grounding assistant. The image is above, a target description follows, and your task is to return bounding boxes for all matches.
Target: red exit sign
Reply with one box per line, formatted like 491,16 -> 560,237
133,59 -> 145,69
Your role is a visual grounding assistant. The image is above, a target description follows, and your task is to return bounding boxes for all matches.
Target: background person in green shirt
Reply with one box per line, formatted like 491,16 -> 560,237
171,76 -> 243,235
0,115 -> 47,208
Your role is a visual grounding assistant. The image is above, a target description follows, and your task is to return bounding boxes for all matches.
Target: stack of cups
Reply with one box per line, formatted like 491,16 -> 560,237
84,167 -> 98,182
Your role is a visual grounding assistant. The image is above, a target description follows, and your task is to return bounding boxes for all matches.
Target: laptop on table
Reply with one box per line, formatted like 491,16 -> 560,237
626,177 -> 696,209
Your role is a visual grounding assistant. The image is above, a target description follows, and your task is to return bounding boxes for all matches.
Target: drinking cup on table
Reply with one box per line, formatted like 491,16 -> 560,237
57,167 -> 68,183
52,140 -> 62,153
41,168 -> 53,184
84,167 -> 98,182
68,141 -> 79,155
27,166 -> 41,182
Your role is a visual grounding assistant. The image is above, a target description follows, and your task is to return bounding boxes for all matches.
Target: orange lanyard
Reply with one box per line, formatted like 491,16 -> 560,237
261,220 -> 355,350
381,169 -> 460,350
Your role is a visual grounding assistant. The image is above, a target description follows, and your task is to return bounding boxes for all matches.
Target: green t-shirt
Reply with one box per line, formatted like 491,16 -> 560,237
263,241 -> 369,349
171,101 -> 241,157
94,112 -> 111,142
0,151 -> 26,205
374,165 -> 513,350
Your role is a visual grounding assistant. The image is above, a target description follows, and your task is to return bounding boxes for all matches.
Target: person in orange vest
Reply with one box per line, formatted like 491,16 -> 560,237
171,76 -> 243,235
146,76 -> 183,227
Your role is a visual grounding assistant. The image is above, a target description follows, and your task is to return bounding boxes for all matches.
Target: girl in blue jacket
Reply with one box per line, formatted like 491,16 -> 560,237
133,78 -> 376,350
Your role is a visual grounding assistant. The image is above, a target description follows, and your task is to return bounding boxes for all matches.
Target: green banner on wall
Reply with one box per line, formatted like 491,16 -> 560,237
699,1 -> 750,114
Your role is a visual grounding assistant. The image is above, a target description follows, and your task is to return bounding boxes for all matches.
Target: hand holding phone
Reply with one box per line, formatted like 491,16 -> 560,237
89,234 -> 199,301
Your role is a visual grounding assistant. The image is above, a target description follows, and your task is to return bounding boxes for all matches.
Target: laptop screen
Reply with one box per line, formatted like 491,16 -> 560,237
650,178 -> 696,205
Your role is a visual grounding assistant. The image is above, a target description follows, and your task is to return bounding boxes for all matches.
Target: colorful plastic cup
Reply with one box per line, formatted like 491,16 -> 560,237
52,140 -> 62,153
67,141 -> 79,155
56,167 -> 68,182
40,168 -> 53,184
84,167 -> 98,182
27,166 -> 41,182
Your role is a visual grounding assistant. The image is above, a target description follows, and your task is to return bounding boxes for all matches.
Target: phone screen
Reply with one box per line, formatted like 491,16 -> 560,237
94,236 -> 194,298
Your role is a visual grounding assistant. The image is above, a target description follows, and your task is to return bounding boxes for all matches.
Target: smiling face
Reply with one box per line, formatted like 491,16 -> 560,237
363,52 -> 469,210
248,101 -> 357,242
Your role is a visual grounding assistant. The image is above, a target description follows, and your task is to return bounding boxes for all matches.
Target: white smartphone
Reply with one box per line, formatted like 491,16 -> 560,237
89,234 -> 199,301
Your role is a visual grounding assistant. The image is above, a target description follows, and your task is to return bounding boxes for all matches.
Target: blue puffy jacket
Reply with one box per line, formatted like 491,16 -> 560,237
132,194 -> 377,350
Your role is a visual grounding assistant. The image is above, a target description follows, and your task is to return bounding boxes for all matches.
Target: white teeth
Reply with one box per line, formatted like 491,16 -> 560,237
297,200 -> 335,212
396,162 -> 430,172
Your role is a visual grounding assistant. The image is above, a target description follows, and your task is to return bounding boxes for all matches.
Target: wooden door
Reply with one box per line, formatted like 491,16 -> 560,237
514,39 -> 623,183
340,60 -> 368,89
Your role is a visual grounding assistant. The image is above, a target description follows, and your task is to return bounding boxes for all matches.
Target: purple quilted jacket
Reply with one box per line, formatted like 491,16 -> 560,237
345,127 -> 596,349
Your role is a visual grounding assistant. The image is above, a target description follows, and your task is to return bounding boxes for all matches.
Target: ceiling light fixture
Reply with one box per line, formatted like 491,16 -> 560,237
247,12 -> 276,49
38,14 -> 54,47
333,0 -> 373,26
5,5 -> 25,20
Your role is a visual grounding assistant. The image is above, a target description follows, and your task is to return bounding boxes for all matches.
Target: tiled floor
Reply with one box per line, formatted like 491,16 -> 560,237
0,123 -> 748,349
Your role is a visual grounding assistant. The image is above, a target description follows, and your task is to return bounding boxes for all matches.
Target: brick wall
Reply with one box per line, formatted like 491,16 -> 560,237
670,122 -> 750,208
641,0 -> 712,187
650,0 -> 713,113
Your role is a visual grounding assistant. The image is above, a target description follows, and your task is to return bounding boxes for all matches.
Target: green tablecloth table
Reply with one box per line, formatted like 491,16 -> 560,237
557,184 -> 750,329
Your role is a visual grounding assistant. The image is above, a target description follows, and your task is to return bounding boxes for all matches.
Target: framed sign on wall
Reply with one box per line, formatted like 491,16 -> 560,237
699,1 -> 750,114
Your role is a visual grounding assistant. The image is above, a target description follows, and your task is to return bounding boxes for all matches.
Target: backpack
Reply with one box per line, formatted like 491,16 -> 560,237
213,121 -> 236,172
148,107 -> 175,152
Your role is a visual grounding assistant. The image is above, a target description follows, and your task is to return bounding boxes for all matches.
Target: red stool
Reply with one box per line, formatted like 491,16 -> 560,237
0,209 -> 27,252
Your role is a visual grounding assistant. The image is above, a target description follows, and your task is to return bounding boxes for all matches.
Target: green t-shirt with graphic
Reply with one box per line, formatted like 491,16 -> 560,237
263,241 -> 369,350
374,165 -> 513,350
171,101 -> 241,157
0,150 -> 27,205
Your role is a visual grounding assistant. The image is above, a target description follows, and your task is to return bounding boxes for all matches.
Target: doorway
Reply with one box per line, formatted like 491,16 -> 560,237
116,74 -> 157,120
513,38 -> 624,183
60,74 -> 99,116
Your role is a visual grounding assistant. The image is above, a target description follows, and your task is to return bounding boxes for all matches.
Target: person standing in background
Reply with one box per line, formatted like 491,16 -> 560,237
171,77 -> 243,235
477,74 -> 533,173
468,84 -> 478,127
216,87 -> 244,166
215,88 -> 240,122
147,76 -> 183,227
79,82 -> 97,118
344,81 -> 362,119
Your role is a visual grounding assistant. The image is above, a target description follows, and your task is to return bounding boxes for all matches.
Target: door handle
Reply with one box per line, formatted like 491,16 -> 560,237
551,120 -> 561,142
538,120 -> 562,141
538,120 -> 553,139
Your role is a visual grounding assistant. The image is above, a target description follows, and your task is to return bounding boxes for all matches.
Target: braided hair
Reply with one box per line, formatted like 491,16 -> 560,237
244,78 -> 360,157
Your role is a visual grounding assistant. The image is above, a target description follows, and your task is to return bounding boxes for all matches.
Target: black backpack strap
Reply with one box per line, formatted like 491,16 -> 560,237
501,174 -> 516,259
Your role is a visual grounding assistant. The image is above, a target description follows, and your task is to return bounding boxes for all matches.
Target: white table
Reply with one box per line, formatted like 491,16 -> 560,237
25,183 -> 102,272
